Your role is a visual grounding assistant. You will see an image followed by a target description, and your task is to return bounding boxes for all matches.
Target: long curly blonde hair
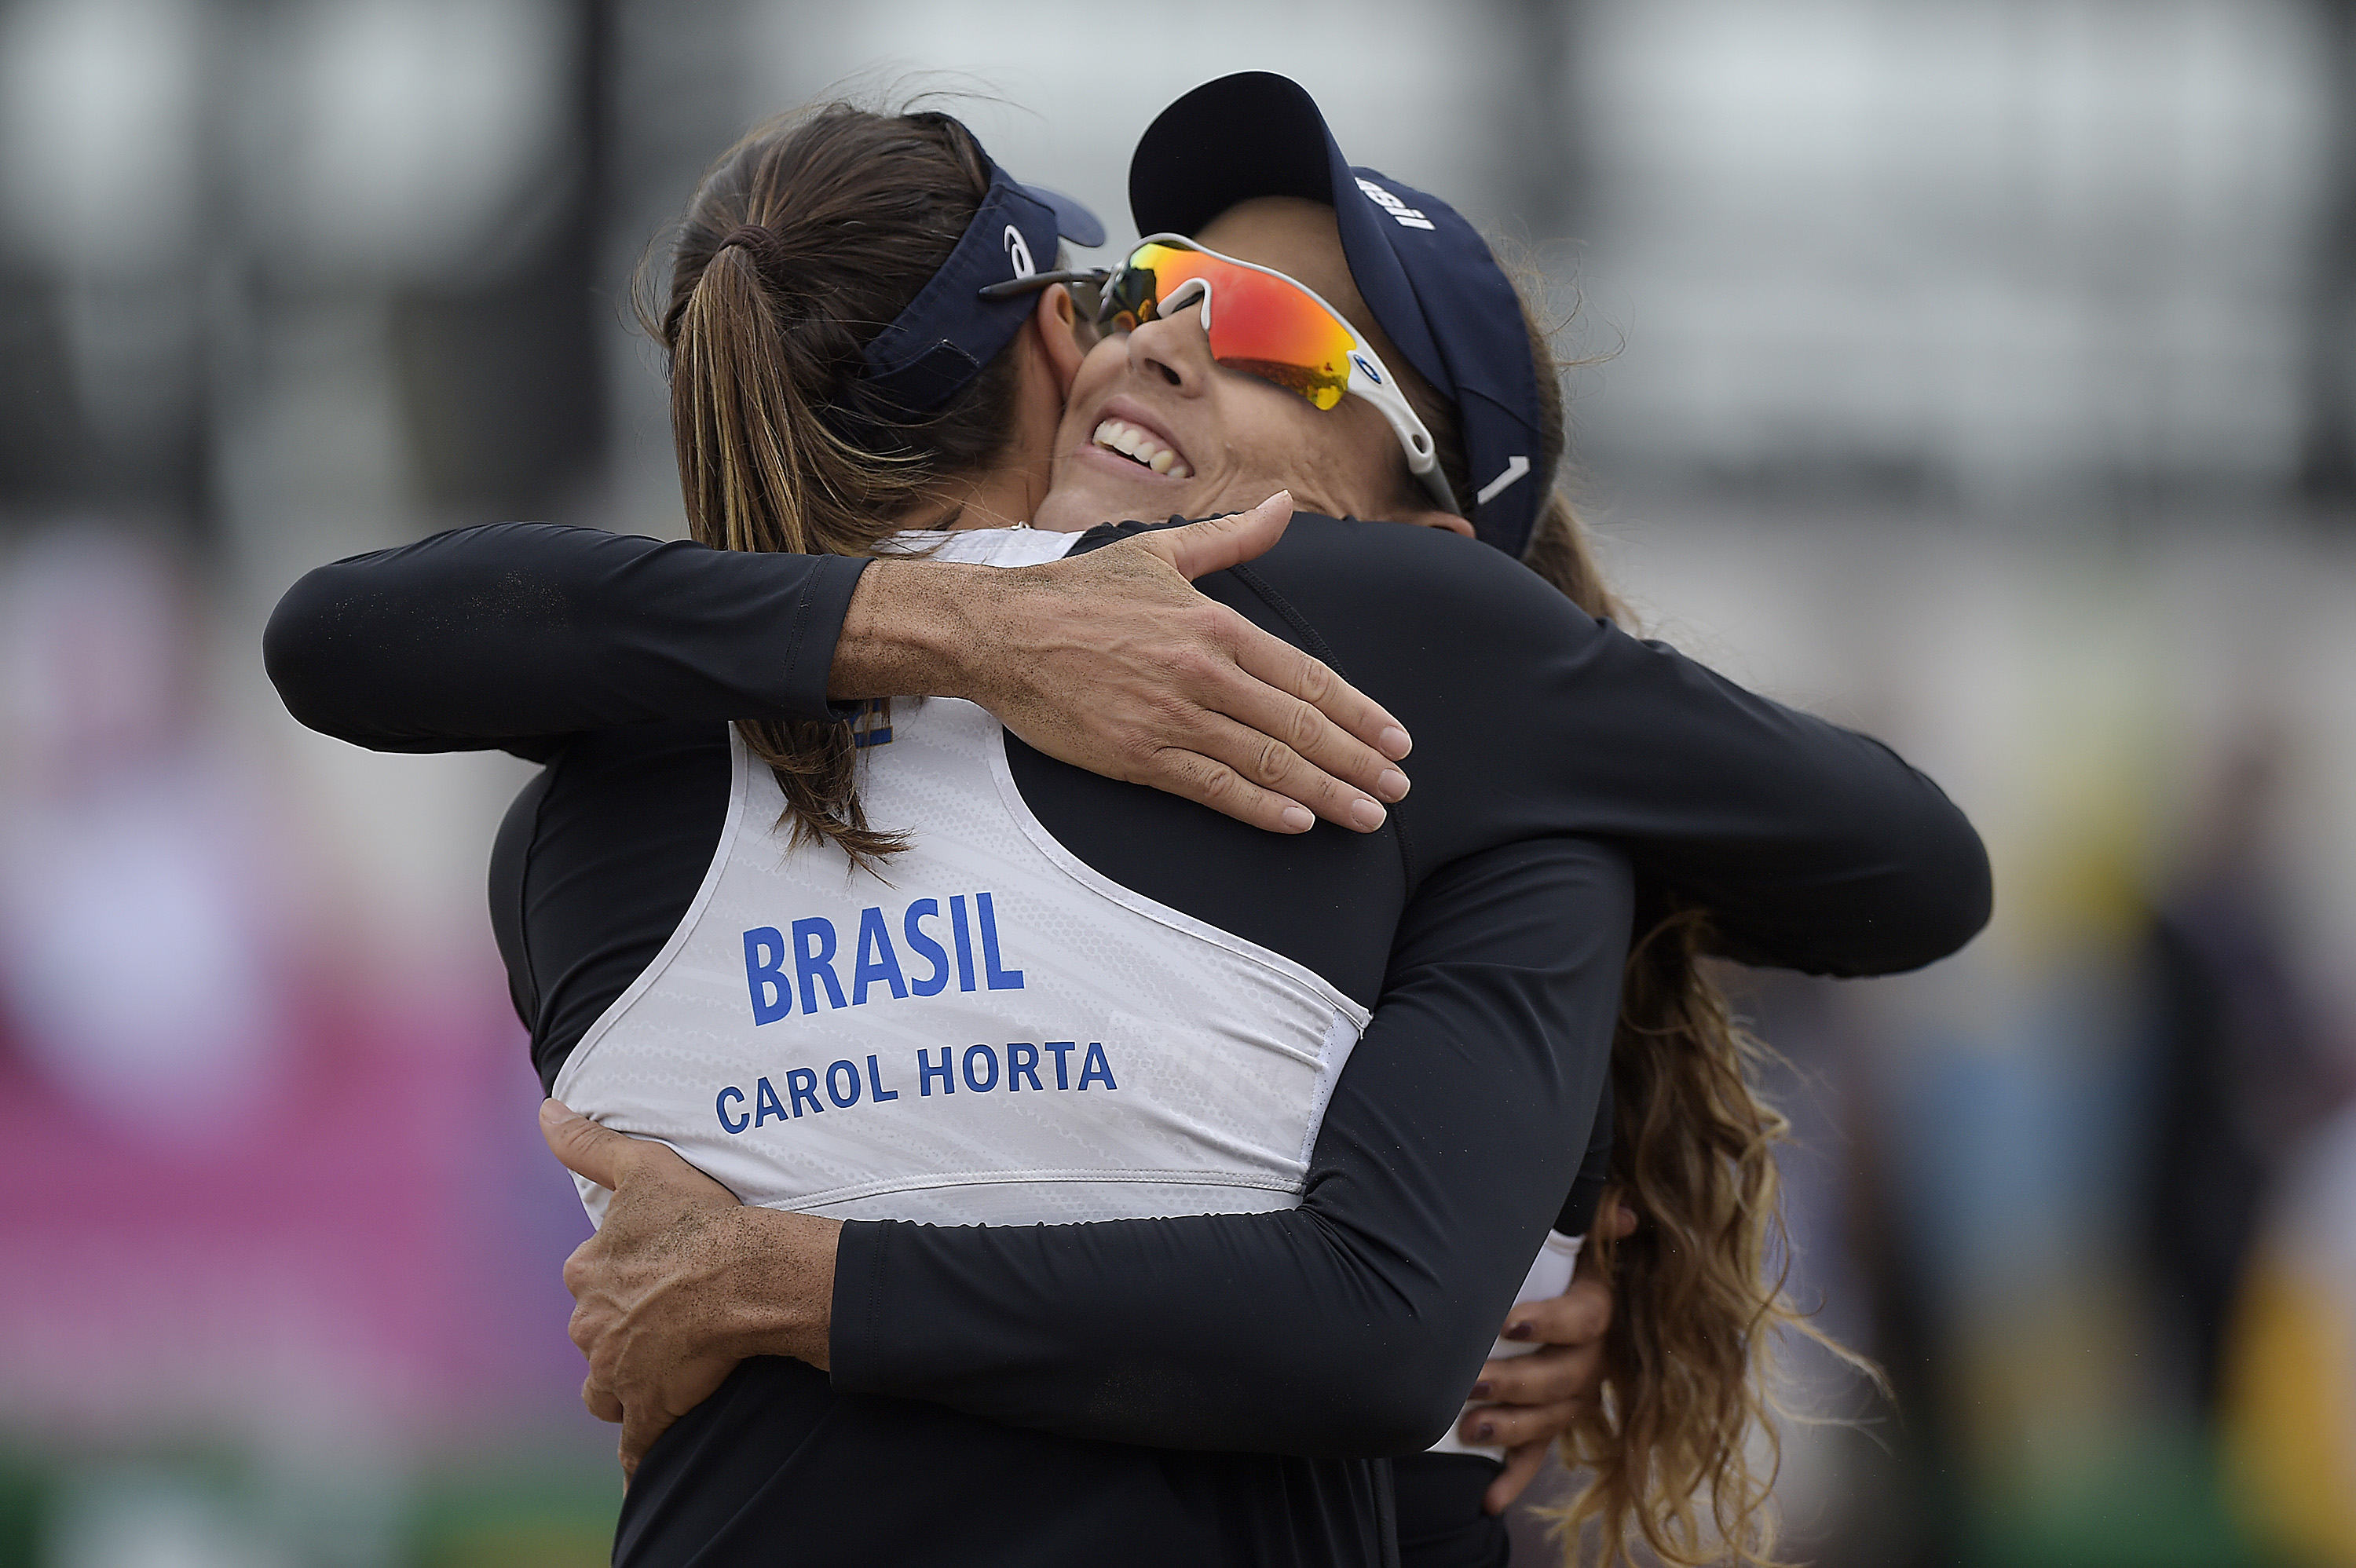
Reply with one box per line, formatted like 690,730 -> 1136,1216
1407,275 -> 1885,1566
1524,499 -> 1888,1567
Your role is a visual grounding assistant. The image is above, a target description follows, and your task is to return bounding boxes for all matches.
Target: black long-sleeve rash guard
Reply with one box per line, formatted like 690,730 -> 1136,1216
265,521 -> 871,755
265,515 -> 1989,1567
266,517 -> 1989,982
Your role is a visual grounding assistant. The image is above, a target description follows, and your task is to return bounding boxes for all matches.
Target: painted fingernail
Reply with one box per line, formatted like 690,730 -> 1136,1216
1350,798 -> 1386,832
1280,804 -> 1314,832
1376,767 -> 1410,802
1503,1321 -> 1534,1341
1473,1420 -> 1496,1441
1469,1381 -> 1493,1399
1378,725 -> 1411,759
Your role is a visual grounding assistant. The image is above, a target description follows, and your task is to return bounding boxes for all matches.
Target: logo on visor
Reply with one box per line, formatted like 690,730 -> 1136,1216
1355,177 -> 1436,232
1475,456 -> 1532,506
1350,353 -> 1382,385
1004,225 -> 1036,280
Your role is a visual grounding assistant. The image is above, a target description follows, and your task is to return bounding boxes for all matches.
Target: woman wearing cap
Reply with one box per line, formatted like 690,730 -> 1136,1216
1045,75 -> 1893,1565
269,94 -> 1984,1568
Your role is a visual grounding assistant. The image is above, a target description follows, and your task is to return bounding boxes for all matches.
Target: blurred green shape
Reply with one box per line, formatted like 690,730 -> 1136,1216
405,1459 -> 616,1568
0,1448 -> 44,1568
1973,1432 -> 2290,1568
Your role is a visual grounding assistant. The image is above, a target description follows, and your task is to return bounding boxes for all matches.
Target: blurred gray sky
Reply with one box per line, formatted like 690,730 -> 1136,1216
0,0 -> 2349,571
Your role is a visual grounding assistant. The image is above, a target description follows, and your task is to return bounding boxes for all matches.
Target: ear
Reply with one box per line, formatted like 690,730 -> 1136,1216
1391,506 -> 1476,538
1030,283 -> 1088,397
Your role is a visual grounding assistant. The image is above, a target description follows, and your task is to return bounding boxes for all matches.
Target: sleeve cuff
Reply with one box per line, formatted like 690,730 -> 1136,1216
776,554 -> 874,722
825,1217 -> 891,1391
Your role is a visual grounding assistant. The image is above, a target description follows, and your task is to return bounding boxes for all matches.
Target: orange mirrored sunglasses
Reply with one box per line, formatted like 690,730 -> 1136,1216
1099,239 -> 1359,411
1092,236 -> 1455,510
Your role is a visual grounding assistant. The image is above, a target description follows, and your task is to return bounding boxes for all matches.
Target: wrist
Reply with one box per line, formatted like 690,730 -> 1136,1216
710,1206 -> 843,1369
829,559 -> 993,704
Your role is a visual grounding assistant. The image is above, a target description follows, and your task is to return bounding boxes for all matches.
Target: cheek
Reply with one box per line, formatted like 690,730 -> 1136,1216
1323,399 -> 1411,503
1055,345 -> 1125,437
1214,378 -> 1331,475
1076,336 -> 1125,386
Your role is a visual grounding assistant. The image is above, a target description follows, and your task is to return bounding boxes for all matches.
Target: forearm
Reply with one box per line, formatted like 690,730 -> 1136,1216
1475,611 -> 1991,977
271,506 -> 1410,834
825,839 -> 1629,1457
1169,514 -> 1991,978
704,1208 -> 842,1369
1573,637 -> 1991,975
1555,1078 -> 1613,1235
825,557 -> 990,701
264,522 -> 868,751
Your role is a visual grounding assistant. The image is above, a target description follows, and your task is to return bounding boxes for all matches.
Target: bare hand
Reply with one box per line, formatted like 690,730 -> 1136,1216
540,1100 -> 840,1479
833,492 -> 1414,835
1468,1203 -> 1637,1514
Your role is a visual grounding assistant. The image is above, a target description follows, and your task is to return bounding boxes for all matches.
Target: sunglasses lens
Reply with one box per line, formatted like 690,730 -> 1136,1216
1198,268 -> 1354,411
1101,261 -> 1158,331
1114,243 -> 1355,411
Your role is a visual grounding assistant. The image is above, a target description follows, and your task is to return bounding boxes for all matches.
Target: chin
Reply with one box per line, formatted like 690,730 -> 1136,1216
1041,479 -> 1179,532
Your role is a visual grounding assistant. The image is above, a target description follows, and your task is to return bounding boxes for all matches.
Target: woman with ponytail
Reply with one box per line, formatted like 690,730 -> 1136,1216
268,85 -> 1984,1568
648,108 -> 1048,867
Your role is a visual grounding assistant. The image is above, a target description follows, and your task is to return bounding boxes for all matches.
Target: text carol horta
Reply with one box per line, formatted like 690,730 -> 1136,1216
715,1042 -> 1121,1134
726,888 -> 1118,1135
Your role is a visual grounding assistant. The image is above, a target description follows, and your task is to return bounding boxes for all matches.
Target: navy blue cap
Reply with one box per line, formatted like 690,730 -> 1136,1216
859,161 -> 1104,412
1129,72 -> 1545,557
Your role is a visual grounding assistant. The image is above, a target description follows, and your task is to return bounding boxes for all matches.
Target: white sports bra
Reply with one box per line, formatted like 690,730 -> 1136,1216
554,527 -> 1370,1229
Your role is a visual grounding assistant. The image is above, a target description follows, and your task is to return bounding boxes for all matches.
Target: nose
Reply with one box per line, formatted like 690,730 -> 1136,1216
1125,301 -> 1213,395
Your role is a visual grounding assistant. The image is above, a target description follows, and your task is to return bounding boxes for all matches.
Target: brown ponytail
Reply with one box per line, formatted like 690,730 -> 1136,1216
641,102 -> 1034,867
1396,257 -> 1882,1566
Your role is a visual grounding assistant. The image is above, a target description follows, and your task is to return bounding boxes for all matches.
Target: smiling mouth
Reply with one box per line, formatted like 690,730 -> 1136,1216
1091,418 -> 1192,481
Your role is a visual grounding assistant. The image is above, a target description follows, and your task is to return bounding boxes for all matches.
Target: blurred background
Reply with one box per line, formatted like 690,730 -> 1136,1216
0,1 -> 2351,1563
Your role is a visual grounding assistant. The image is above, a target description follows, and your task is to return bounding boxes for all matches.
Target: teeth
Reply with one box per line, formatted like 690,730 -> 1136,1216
1092,418 -> 1186,478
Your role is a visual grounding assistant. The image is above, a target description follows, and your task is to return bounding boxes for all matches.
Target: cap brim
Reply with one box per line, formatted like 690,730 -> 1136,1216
1130,73 -> 1342,238
1131,73 -> 1449,404
1016,182 -> 1105,250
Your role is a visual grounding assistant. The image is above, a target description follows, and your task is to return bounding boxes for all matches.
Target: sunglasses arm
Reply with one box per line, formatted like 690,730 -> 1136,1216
975,267 -> 1111,302
1350,365 -> 1462,514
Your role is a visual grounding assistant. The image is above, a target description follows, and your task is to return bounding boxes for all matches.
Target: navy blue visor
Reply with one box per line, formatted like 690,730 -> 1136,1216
858,163 -> 1105,414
